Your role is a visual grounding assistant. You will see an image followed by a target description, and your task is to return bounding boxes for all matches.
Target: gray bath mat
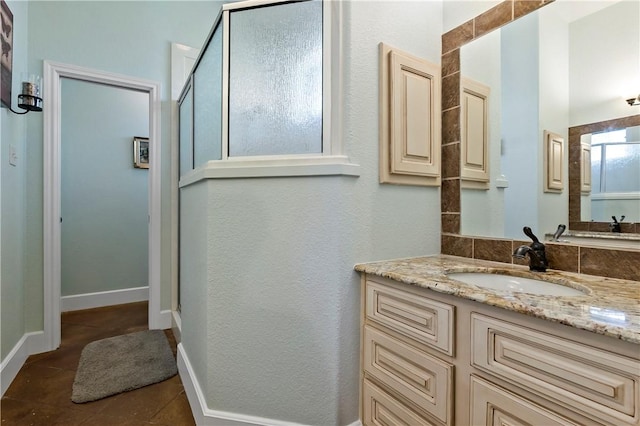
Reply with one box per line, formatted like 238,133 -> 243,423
72,329 -> 177,403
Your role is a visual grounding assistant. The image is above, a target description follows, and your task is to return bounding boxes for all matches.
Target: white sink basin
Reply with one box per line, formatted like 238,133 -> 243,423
448,272 -> 587,296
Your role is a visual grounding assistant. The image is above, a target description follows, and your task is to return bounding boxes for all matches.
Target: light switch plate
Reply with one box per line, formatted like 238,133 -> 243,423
9,144 -> 18,166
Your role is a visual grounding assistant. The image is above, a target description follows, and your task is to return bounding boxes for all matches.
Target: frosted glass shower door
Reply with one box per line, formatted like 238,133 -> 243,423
194,24 -> 223,167
179,83 -> 193,177
228,1 -> 323,157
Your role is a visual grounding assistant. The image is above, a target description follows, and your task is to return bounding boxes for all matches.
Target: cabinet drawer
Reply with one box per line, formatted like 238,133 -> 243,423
471,313 -> 639,426
470,375 -> 579,426
363,379 -> 438,426
363,325 -> 453,425
365,279 -> 454,355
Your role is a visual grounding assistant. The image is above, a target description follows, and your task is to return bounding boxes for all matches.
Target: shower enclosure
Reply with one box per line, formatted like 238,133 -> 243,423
178,0 -> 325,177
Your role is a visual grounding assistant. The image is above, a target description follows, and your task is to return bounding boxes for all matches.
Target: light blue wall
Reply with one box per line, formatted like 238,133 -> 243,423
538,7 -> 569,235
23,1 -> 217,331
61,79 -> 148,296
179,1 -> 443,424
1,0 -> 28,361
460,29 -> 505,238
501,12 -> 540,239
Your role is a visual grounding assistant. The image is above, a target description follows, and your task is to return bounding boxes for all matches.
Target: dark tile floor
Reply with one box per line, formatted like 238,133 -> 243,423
1,302 -> 195,425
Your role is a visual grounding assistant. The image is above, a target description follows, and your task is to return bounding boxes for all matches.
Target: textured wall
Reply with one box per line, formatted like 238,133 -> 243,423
178,1 -> 443,424
177,181 -> 210,402
1,0 -> 28,361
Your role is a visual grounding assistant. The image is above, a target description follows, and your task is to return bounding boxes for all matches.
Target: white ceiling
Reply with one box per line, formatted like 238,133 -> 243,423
552,0 -> 624,23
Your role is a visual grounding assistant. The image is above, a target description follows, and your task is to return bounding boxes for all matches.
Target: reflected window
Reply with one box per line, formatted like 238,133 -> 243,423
590,130 -> 640,194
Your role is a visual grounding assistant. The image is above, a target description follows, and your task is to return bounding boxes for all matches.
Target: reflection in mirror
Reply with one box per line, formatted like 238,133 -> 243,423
459,0 -> 640,239
580,125 -> 640,222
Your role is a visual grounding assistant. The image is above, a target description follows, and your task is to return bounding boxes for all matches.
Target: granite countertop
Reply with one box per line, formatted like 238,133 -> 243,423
355,255 -> 640,344
564,230 -> 640,241
545,230 -> 640,241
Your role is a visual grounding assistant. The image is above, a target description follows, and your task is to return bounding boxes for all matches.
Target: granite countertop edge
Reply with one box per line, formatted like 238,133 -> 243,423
355,254 -> 640,345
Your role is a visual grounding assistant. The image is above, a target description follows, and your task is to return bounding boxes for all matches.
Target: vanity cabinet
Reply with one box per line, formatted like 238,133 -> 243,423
360,275 -> 640,426
362,278 -> 455,425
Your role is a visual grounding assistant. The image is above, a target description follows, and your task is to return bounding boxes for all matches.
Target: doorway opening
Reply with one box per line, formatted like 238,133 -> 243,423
43,61 -> 164,351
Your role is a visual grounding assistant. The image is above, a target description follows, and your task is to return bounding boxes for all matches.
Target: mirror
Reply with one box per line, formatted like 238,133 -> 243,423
568,114 -> 640,232
580,125 -> 640,223
458,0 -> 640,239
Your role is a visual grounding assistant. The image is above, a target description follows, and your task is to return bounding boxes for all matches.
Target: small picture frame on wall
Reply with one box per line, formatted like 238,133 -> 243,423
1,0 -> 14,109
133,137 -> 150,169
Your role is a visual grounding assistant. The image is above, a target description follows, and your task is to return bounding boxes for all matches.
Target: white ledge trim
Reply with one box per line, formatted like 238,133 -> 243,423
591,192 -> 640,201
179,156 -> 360,187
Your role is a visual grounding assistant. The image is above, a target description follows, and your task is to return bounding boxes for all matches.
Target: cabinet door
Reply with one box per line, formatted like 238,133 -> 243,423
470,376 -> 579,426
379,43 -> 441,187
461,78 -> 490,189
363,326 -> 453,425
581,141 -> 592,193
365,279 -> 454,355
544,130 -> 565,193
471,313 -> 639,426
363,379 -> 438,426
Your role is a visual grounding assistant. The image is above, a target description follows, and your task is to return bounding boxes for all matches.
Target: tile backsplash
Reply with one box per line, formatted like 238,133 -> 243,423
442,235 -> 640,281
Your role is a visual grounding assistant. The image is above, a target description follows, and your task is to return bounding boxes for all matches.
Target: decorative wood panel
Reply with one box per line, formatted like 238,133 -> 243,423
461,78 -> 490,189
362,379 -> 437,426
581,141 -> 592,194
544,130 -> 565,193
363,326 -> 454,425
470,375 -> 579,426
471,313 -> 639,426
380,43 -> 441,186
366,279 -> 454,355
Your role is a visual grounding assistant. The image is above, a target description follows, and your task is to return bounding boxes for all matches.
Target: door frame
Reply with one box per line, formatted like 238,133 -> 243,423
43,61 -> 163,351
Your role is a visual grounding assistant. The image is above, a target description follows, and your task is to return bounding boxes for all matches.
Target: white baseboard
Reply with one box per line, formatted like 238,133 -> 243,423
159,309 -> 172,330
61,286 -> 149,312
178,343 -> 360,426
171,310 -> 182,342
1,331 -> 46,397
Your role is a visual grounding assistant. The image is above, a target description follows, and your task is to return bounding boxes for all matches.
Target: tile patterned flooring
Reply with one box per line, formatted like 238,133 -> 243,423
1,302 -> 195,425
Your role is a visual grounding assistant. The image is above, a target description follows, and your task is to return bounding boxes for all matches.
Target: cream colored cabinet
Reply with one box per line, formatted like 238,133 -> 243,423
379,43 -> 441,187
365,280 -> 454,356
471,313 -> 638,426
544,130 -> 565,193
360,275 -> 640,426
460,78 -> 490,189
581,141 -> 592,194
363,326 -> 453,424
363,379 -> 439,426
470,375 -> 579,426
362,277 -> 455,425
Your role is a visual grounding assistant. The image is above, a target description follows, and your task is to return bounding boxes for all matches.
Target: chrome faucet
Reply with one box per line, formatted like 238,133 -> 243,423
513,226 -> 548,272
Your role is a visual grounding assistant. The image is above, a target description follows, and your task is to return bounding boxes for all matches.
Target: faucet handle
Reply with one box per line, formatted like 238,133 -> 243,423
523,226 -> 540,243
612,215 -> 625,223
552,224 -> 566,241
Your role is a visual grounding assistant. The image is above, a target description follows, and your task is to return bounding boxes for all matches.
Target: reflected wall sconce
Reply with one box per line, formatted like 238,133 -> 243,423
626,95 -> 640,106
8,74 -> 43,115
